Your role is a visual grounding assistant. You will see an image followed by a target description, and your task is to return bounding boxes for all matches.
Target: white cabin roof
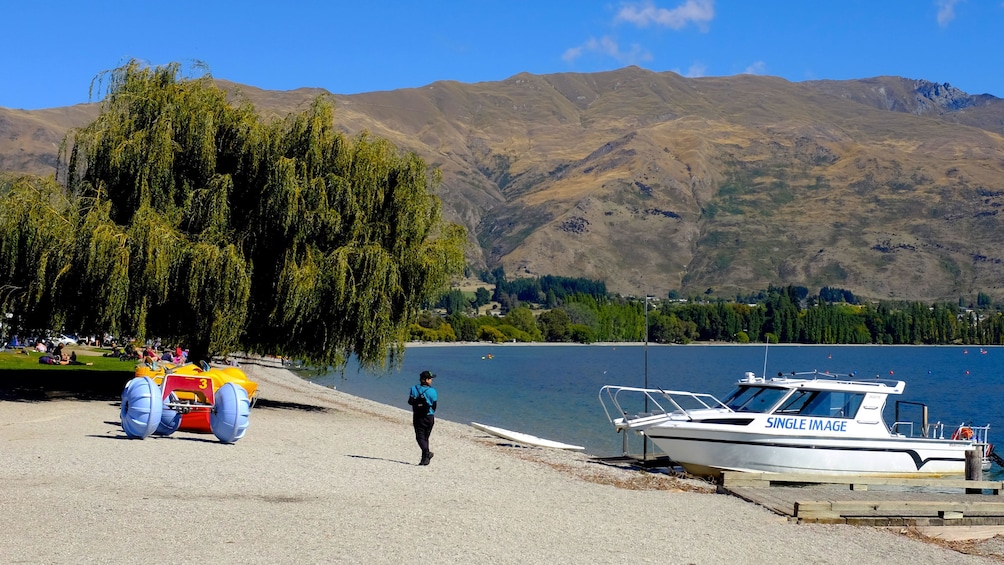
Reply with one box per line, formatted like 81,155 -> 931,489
740,371 -> 905,395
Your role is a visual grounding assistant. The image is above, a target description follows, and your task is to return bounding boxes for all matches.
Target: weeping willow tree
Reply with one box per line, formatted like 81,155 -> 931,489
0,60 -> 465,367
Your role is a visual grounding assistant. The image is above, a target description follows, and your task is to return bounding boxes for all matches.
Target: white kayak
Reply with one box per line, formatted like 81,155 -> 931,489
471,422 -> 585,451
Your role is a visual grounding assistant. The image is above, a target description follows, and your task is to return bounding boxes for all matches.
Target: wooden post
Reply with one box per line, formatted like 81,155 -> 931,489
966,448 -> 983,494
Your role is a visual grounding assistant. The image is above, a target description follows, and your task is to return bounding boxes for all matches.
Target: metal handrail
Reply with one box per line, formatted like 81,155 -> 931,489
599,385 -> 731,429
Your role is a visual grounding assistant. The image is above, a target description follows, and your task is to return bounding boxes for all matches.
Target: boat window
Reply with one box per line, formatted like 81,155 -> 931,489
775,391 -> 817,414
724,386 -> 789,413
797,391 -> 865,418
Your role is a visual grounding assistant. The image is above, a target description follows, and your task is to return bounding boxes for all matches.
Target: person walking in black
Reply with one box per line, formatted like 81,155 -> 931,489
408,370 -> 438,466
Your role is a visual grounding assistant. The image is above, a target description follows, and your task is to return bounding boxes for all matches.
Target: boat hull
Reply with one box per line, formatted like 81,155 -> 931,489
644,426 -> 971,478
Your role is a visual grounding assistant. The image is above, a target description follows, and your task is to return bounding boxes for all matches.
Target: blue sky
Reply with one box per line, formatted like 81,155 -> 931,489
3,0 -> 1001,110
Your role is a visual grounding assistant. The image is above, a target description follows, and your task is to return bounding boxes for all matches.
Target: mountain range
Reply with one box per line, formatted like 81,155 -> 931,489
3,66 -> 1004,302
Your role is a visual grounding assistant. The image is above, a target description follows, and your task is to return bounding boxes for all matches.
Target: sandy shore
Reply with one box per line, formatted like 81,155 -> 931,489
1,362 -> 1000,564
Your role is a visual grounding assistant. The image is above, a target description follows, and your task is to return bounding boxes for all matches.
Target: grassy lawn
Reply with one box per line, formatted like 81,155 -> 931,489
0,348 -> 136,401
0,347 -> 136,371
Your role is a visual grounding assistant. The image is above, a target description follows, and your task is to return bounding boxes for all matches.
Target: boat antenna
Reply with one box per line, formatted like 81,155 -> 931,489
761,339 -> 769,379
643,295 -> 653,462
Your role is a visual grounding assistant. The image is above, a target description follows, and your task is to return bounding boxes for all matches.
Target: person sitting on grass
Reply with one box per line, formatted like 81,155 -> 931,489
122,344 -> 140,360
68,351 -> 93,366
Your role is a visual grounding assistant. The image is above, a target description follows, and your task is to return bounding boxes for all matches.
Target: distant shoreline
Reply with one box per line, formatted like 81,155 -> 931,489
404,341 -> 978,348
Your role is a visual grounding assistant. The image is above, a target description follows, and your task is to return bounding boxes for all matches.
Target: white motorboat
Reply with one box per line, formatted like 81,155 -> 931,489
599,370 -> 994,478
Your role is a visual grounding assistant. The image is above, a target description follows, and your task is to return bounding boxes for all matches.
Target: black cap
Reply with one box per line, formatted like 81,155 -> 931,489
420,370 -> 436,380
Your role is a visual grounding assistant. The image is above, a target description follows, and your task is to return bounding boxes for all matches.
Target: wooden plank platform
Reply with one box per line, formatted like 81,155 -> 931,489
721,471 -> 1004,494
719,472 -> 1004,528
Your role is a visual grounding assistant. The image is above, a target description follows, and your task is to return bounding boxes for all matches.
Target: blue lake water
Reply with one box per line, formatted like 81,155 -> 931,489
311,344 -> 1003,474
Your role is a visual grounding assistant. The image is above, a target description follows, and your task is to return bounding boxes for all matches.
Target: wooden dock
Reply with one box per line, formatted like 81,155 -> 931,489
719,471 -> 1004,534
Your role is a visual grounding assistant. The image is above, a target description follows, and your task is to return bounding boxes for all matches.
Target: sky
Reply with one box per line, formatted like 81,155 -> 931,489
2,0 -> 1002,110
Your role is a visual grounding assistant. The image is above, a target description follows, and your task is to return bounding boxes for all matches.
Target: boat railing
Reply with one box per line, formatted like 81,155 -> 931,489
967,424 -> 991,444
599,385 -> 730,430
928,422 -> 946,439
777,370 -> 903,391
966,425 -> 996,470
889,421 -> 915,437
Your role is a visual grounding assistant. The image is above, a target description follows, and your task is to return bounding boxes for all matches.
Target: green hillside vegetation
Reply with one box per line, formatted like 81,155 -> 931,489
416,277 -> 1004,346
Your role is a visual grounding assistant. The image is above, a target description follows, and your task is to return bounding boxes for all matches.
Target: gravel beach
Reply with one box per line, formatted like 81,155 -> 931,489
1,362 -> 1001,564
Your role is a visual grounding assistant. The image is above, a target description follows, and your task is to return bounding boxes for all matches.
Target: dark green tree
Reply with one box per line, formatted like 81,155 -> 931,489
436,289 -> 470,315
474,287 -> 491,308
537,308 -> 571,342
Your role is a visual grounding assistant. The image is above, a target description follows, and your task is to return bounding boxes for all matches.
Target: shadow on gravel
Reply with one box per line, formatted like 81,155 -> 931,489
0,370 -> 132,402
347,454 -> 412,466
254,398 -> 328,413
89,433 -> 221,444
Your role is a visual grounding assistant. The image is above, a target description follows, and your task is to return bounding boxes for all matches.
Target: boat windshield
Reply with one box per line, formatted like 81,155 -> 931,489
723,385 -> 789,413
775,390 -> 865,418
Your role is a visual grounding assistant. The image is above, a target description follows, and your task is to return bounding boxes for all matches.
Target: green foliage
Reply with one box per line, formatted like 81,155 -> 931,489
408,322 -> 457,342
561,302 -> 599,334
493,273 -> 606,304
495,324 -> 533,342
473,287 -> 491,308
411,283 -> 1004,347
568,324 -> 595,343
447,312 -> 480,341
503,307 -> 542,341
1,61 -> 465,368
537,308 -> 571,342
478,325 -> 507,342
435,289 -> 471,315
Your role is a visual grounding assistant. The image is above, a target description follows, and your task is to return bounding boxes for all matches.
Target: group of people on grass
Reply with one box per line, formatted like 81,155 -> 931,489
11,336 -> 188,368
103,342 -> 187,365
36,343 -> 89,365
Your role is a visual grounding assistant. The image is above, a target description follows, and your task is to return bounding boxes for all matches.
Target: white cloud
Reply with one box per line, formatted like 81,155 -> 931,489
685,62 -> 707,77
936,0 -> 962,27
562,36 -> 653,65
743,61 -> 767,75
562,46 -> 584,62
616,0 -> 715,31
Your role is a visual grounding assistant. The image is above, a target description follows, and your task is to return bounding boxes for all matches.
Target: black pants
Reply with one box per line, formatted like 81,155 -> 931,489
413,413 -> 435,456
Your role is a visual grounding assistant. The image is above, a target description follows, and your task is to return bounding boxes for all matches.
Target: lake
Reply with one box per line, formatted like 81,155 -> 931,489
310,343 -> 1003,474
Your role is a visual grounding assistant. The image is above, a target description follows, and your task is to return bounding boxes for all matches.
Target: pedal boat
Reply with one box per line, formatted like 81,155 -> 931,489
135,361 -> 259,433
600,371 -> 991,478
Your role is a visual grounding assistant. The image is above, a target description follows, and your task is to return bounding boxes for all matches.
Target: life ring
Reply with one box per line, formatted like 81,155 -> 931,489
952,426 -> 974,441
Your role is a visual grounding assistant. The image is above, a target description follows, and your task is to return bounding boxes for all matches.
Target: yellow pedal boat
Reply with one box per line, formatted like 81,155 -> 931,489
134,361 -> 259,433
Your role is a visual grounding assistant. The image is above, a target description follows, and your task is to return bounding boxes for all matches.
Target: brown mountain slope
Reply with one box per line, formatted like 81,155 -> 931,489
4,67 -> 1004,301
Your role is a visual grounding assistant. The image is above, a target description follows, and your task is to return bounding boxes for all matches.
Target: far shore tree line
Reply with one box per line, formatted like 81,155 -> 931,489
414,274 -> 1004,346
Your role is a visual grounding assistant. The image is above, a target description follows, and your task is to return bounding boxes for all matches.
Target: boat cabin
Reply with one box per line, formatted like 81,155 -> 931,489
722,371 -> 902,420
